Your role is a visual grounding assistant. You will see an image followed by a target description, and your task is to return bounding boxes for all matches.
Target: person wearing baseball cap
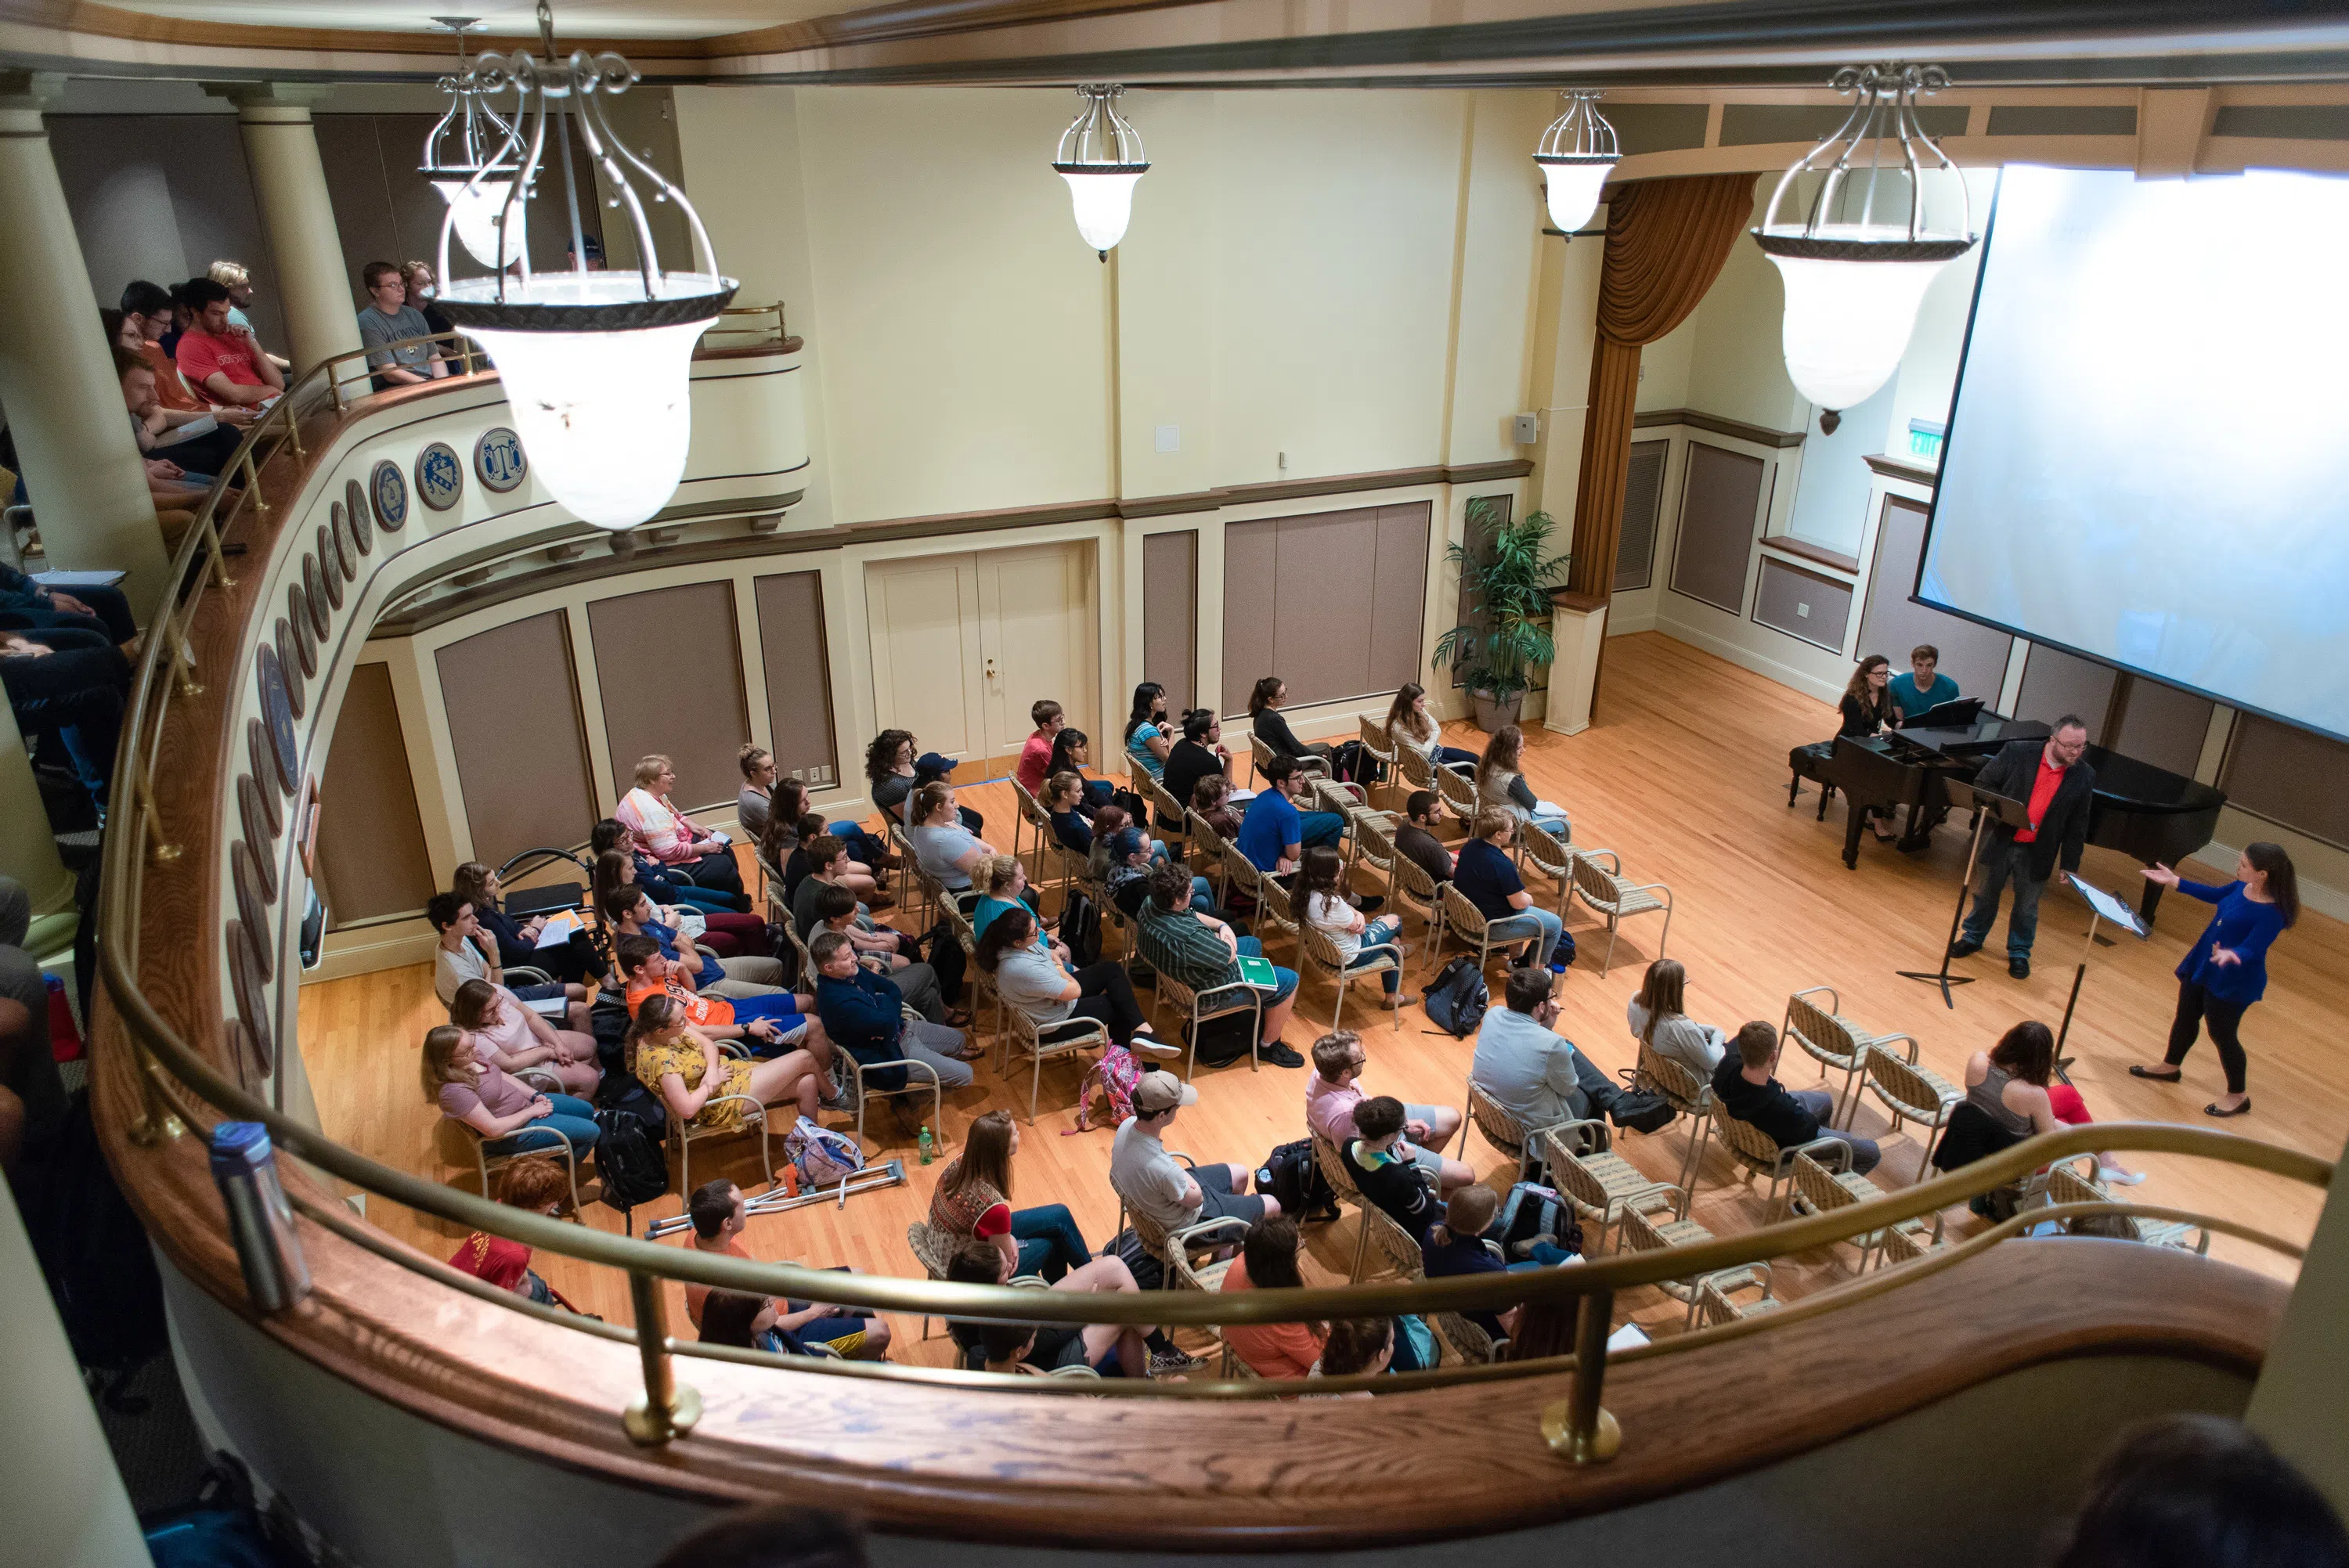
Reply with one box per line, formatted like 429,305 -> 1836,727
1110,1070 -> 1281,1245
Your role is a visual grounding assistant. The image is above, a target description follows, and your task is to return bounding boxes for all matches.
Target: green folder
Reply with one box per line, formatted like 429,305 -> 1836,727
1237,955 -> 1280,990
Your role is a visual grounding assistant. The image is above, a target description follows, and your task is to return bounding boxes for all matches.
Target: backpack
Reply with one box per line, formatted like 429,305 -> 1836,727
1184,1009 -> 1257,1069
1330,739 -> 1382,786
1609,1089 -> 1676,1136
594,1066 -> 668,1137
1059,891 -> 1102,968
20,1090 -> 168,1405
1550,928 -> 1578,970
1065,1042 -> 1143,1134
590,1107 -> 669,1215
782,1115 -> 866,1189
1257,1137 -> 1340,1222
587,998 -> 632,1078
1423,956 -> 1488,1038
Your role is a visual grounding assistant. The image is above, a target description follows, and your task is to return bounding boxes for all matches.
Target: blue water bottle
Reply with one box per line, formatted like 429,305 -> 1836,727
209,1122 -> 312,1313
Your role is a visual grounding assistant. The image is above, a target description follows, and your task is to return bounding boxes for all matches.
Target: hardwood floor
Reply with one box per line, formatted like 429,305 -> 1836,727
296,631 -> 2347,1352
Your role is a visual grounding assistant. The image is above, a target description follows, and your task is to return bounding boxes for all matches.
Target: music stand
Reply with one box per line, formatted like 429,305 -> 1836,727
2053,874 -> 2152,1077
1896,778 -> 2033,1007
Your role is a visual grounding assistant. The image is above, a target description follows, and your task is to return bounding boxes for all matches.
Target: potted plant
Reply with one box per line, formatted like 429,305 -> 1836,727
1431,502 -> 1571,733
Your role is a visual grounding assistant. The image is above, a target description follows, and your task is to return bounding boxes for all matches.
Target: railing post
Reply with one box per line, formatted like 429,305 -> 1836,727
622,1269 -> 701,1446
242,449 -> 268,513
124,1042 -> 187,1146
1540,1285 -> 1621,1463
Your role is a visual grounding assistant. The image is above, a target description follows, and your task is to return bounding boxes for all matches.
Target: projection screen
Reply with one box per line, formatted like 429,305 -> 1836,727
1918,164 -> 2349,743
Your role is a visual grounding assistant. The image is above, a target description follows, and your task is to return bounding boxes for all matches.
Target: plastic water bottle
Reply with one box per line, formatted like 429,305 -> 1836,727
918,1125 -> 934,1165
208,1122 -> 312,1313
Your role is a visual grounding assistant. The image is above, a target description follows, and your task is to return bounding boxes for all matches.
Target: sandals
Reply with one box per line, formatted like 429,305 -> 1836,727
2204,1099 -> 2252,1118
943,1007 -> 972,1028
2127,1065 -> 2182,1083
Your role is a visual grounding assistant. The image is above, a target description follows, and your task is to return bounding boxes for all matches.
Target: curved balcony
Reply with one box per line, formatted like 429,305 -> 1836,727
88,323 -> 2333,1562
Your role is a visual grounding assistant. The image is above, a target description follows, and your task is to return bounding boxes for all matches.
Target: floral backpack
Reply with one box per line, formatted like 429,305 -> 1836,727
1063,1043 -> 1143,1135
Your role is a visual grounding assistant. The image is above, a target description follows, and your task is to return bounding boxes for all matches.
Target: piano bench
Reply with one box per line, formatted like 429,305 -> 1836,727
1788,742 -> 1837,817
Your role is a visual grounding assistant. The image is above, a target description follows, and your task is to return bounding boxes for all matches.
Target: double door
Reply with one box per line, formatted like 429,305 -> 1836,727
864,542 -> 1095,767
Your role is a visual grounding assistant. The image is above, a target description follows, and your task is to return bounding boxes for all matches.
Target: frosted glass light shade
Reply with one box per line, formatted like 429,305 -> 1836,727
1758,225 -> 1971,411
1058,168 -> 1145,254
431,177 -> 519,271
440,272 -> 733,531
1536,159 -> 1613,235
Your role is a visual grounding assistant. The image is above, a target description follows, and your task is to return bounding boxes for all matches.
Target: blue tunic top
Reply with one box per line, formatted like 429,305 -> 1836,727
2174,879 -> 2287,1005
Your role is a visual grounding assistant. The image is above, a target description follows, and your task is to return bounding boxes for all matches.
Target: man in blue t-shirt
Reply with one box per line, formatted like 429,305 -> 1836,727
1235,756 -> 1344,873
1452,813 -> 1566,971
1886,643 -> 1960,724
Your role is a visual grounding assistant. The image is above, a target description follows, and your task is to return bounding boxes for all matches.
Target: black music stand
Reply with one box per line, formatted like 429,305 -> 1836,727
2052,873 -> 2151,1076
1897,778 -> 2032,1007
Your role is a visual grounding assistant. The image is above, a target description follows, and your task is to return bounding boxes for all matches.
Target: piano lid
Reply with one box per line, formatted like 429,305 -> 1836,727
2085,744 -> 2227,815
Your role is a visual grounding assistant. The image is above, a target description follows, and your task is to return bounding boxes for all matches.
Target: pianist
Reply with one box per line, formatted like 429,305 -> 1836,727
1888,644 -> 1960,725
1839,656 -> 1902,842
1950,716 -> 2095,979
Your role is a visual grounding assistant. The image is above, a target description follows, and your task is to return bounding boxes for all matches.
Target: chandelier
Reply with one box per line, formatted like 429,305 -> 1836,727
1753,63 -> 1976,415
1533,92 -> 1619,236
1052,85 -> 1149,258
420,17 -> 526,271
433,1 -> 737,532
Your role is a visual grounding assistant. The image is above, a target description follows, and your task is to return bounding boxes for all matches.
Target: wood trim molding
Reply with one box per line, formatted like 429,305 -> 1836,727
1760,534 -> 1861,575
1865,451 -> 1941,487
1550,587 -> 1611,614
1634,407 -> 1807,449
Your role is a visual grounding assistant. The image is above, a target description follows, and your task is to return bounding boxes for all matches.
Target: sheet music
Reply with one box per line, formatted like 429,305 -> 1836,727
535,910 -> 583,948
2067,874 -> 2149,939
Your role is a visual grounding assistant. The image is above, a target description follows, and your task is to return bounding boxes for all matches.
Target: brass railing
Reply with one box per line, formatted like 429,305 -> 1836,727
93,325 -> 2333,1463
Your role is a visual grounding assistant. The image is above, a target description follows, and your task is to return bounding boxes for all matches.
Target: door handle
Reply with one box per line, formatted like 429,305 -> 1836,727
984,658 -> 998,680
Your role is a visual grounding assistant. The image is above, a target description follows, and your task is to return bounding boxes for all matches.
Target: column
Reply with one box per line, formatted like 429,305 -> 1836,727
0,698 -> 70,912
0,74 -> 172,611
2246,1144 -> 2349,1512
213,85 -> 362,379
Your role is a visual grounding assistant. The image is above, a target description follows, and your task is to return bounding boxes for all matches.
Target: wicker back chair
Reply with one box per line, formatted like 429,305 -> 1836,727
1394,743 -> 1436,795
1568,848 -> 1672,978
1433,762 -> 1479,829
1352,813 -> 1398,879
670,1096 -> 772,1213
1433,881 -> 1505,976
1297,919 -> 1402,1034
843,1040 -> 944,1155
1123,1195 -> 1253,1289
999,1006 -> 1107,1123
1355,1202 -> 1426,1286
446,1118 -> 583,1217
1691,1262 -> 1781,1328
1435,1300 -> 1503,1365
1708,1099 -> 1803,1218
1386,850 -> 1445,964
2041,1162 -> 2210,1254
1871,1222 -> 1945,1271
1615,1202 -> 1773,1329
1543,1119 -> 1681,1253
1312,1130 -> 1363,1209
906,1220 -> 958,1339
1635,1043 -> 1712,1200
1461,1076 -> 1546,1181
887,822 -> 920,915
1515,819 -> 1578,913
1144,775 -> 1192,848
1863,1047 -> 1962,1183
1185,809 -> 1231,902
1784,986 -> 1918,1130
1357,715 -> 1396,773
1788,1145 -> 1932,1272
1254,871 -> 1299,950
1012,778 -> 1061,889
1219,841 -> 1265,914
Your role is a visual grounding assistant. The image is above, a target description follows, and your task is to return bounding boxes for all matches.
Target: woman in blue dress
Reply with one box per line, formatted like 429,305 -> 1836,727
2128,842 -> 2297,1118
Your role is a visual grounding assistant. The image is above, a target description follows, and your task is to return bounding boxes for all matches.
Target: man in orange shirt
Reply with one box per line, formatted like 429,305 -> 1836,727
613,934 -> 828,1062
679,1179 -> 889,1359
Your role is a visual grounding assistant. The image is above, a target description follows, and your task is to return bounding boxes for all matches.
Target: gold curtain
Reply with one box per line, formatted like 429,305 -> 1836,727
1564,173 -> 1759,600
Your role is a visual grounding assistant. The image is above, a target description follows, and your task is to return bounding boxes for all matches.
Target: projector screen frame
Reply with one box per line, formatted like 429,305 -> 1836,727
1910,164 -> 2349,748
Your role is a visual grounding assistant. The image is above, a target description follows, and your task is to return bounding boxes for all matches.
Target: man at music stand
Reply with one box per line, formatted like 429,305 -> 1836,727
1900,777 -> 2033,1006
1948,716 -> 2097,980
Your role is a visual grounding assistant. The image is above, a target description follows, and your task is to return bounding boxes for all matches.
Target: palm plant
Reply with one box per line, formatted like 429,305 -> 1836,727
1432,501 -> 1571,730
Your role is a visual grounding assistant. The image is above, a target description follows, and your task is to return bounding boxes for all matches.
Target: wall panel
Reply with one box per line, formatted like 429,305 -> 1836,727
752,571 -> 839,788
1220,519 -> 1280,715
2015,644 -> 2119,744
314,663 -> 436,925
1752,557 -> 1851,652
435,611 -> 597,870
1615,442 -> 1668,593
1669,442 -> 1764,615
1141,531 -> 1199,711
1854,495 -> 2013,698
2109,677 -> 2216,780
1221,503 -> 1431,712
2222,717 -> 2349,850
587,582 -> 751,810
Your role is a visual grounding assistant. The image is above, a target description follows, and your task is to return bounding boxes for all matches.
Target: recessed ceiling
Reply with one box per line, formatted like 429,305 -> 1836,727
97,0 -> 849,40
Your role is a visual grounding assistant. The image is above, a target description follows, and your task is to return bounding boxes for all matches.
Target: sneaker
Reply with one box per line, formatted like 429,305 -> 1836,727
2008,954 -> 2030,979
1148,1347 -> 1205,1379
1947,937 -> 1982,960
1259,1041 -> 1307,1069
1131,1031 -> 1182,1060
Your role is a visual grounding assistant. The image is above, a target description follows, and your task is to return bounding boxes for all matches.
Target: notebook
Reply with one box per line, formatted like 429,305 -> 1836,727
1237,955 -> 1281,990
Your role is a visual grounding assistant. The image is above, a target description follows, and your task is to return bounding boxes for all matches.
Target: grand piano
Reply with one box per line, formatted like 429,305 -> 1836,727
1799,712 -> 2227,919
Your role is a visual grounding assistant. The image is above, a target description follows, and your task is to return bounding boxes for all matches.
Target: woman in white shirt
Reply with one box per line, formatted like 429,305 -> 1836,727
614,753 -> 744,896
1624,959 -> 1724,1077
1473,724 -> 1568,838
1297,846 -> 1414,1009
1384,682 -> 1480,773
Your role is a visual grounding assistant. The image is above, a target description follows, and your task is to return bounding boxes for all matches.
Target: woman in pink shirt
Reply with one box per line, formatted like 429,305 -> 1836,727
449,978 -> 601,1096
615,753 -> 745,896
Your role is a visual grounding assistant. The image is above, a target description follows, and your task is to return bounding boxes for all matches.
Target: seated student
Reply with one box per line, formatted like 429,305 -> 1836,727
681,1179 -> 889,1357
1097,824 -> 1165,919
1045,771 -> 1096,856
1160,709 -> 1232,828
1419,1185 -> 1574,1344
1626,957 -> 1726,1078
428,891 -> 588,1026
700,1289 -> 880,1361
1310,1317 -> 1394,1391
615,754 -> 745,896
0,558 -> 135,647
1968,1019 -> 2142,1184
602,885 -> 788,998
629,991 -> 830,1130
1387,681 -> 1480,772
969,852 -> 1048,940
615,933 -> 822,1058
590,822 -> 752,916
207,258 -> 281,358
121,279 -> 257,424
590,847 -> 762,966
422,1023 -> 598,1159
735,744 -> 778,842
358,260 -> 445,389
1711,1019 -> 1880,1176
1216,1216 -> 1329,1380
1123,682 -> 1172,780
448,1156 -> 583,1307
865,728 -> 921,824
906,782 -> 994,893
929,1109 -> 1092,1282
1473,725 -> 1568,838
944,1239 -> 1157,1378
787,832 -> 881,935
1016,699 -> 1068,800
1191,772 -> 1245,844
810,930 -> 977,1103
1237,756 -> 1345,875
976,902 -> 1167,1057
1306,1031 -> 1470,1193
1045,727 -> 1118,811
399,259 -> 453,339
453,860 -> 603,987
1454,813 -> 1566,971
115,342 -> 243,481
1888,643 -> 1959,724
910,752 -> 983,833
0,633 -> 128,816
1111,1069 -> 1284,1236
174,278 -> 283,408
767,774 -> 890,880
1394,790 -> 1455,890
1136,861 -> 1301,1066
1340,1094 -> 1447,1242
1084,802 -> 1146,881
1471,966 -> 1629,1134
449,978 -> 601,1098
1247,676 -> 1332,772
810,885 -> 951,1023
1297,845 -> 1413,1007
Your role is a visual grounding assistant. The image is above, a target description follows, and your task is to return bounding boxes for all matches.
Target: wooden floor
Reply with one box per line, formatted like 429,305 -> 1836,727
298,632 -> 2347,1353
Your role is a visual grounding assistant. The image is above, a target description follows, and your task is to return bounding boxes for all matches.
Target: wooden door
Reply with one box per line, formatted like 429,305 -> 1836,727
864,554 -> 987,762
976,542 -> 1094,763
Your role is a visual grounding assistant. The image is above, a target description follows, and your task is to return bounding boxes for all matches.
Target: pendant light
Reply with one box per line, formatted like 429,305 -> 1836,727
434,1 -> 737,532
1753,63 -> 1976,415
1053,85 -> 1148,259
1533,91 -> 1619,236
420,17 -> 528,272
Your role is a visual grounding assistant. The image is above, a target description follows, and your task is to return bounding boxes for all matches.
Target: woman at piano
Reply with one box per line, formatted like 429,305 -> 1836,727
1837,654 -> 1902,842
2128,843 -> 2298,1119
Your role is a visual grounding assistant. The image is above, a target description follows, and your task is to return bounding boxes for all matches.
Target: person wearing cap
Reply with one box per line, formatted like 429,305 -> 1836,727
1112,1069 -> 1283,1239
1135,860 -> 1301,1067
907,781 -> 998,894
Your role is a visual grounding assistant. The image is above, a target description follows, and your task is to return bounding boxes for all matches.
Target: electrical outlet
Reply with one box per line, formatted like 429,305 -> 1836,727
1796,603 -> 1810,618
1278,451 -> 1290,471
1154,424 -> 1179,453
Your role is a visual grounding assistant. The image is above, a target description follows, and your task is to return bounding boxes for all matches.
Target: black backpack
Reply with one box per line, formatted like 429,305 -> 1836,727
591,1107 -> 669,1217
1423,956 -> 1488,1038
1059,891 -> 1102,968
1609,1090 -> 1676,1136
1257,1138 -> 1339,1222
1183,1009 -> 1257,1069
20,1089 -> 168,1406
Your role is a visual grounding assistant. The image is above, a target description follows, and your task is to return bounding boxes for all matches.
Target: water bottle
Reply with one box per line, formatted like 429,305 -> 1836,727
208,1121 -> 312,1313
917,1125 -> 934,1166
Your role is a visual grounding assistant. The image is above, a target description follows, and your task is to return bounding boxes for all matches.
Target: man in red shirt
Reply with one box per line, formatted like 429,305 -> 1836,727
174,278 -> 283,408
1950,716 -> 2096,979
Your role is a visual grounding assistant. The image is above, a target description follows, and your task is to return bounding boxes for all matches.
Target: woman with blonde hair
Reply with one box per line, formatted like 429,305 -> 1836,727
420,1023 -> 599,1157
1626,958 -> 1725,1076
1384,681 -> 1479,773
928,1109 -> 1093,1281
1473,723 -> 1568,837
628,992 -> 827,1131
615,753 -> 745,895
449,977 -> 602,1096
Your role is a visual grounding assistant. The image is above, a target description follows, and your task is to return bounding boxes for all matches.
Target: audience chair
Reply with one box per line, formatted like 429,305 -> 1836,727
1311,1129 -> 1364,1220
1432,763 -> 1479,831
1788,1145 -> 1941,1272
1431,883 -> 1508,978
1356,715 -> 1396,773
1616,1202 -> 1772,1330
1435,1296 -> 1504,1367
1543,1119 -> 1683,1253
1001,1008 -> 1108,1124
887,823 -> 921,916
1459,1076 -> 1557,1184
2040,1159 -> 2210,1255
1706,1101 -> 1825,1224
1514,820 -> 1579,917
671,1095 -> 773,1213
1862,1047 -> 1962,1184
1393,743 -> 1437,797
1635,1044 -> 1713,1202
906,1221 -> 956,1341
1143,775 -> 1192,850
1384,849 -> 1446,968
1014,1361 -> 1102,1381
1355,1202 -> 1426,1289
779,917 -> 817,992
1120,1187 -> 1252,1292
1783,987 -> 1917,1131
1568,849 -> 1672,979
1297,921 -> 1402,1036
1013,779 -> 1063,891
445,1118 -> 583,1218
1185,809 -> 1232,905
1167,1220 -> 1247,1293
1153,970 -> 1265,1082
1691,1263 -> 1782,1328
1351,812 -> 1398,886
1870,1221 -> 1947,1272
846,1028 -> 946,1154
1254,874 -> 1299,955
1249,731 -> 1327,784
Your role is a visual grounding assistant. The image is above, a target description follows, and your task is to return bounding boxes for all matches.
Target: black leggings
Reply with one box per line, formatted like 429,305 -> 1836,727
2164,979 -> 2251,1094
1048,960 -> 1149,1047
